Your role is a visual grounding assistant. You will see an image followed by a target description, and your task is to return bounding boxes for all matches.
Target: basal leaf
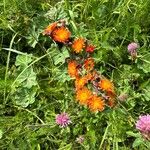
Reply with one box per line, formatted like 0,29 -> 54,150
53,48 -> 69,65
26,25 -> 40,48
15,54 -> 33,67
14,87 -> 37,107
132,138 -> 144,148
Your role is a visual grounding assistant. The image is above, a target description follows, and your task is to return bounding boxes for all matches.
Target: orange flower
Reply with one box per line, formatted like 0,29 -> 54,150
88,95 -> 105,112
107,98 -> 115,108
85,73 -> 93,81
86,45 -> 95,53
72,38 -> 85,53
106,91 -> 116,108
43,22 -> 58,35
84,58 -> 94,71
52,26 -> 71,43
68,60 -> 79,78
98,79 -> 114,93
107,90 -> 116,99
76,87 -> 92,105
75,76 -> 88,90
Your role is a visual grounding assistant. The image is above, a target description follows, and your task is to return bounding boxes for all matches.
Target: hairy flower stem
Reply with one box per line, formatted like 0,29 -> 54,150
99,123 -> 111,150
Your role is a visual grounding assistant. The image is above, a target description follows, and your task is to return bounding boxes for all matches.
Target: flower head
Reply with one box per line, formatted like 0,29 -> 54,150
88,95 -> 105,112
43,22 -> 58,35
127,42 -> 139,59
99,79 -> 114,93
107,98 -> 115,108
85,73 -> 93,81
68,60 -> 79,78
106,91 -> 116,107
127,42 -> 139,53
86,45 -> 95,53
72,38 -> 85,53
118,93 -> 128,102
76,87 -> 92,105
84,57 -> 94,71
56,113 -> 71,127
76,135 -> 85,144
136,114 -> 150,140
75,76 -> 88,90
136,115 -> 150,132
52,26 -> 71,43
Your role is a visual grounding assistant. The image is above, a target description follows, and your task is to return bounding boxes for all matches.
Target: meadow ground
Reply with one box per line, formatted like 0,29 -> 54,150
0,0 -> 150,149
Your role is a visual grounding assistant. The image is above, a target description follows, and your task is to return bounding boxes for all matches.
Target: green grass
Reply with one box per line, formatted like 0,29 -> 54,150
0,0 -> 150,149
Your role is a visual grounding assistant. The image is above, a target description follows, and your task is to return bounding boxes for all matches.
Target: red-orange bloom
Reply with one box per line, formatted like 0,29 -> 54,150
76,87 -> 92,105
52,26 -> 71,43
106,91 -> 116,107
88,95 -> 105,112
68,60 -> 78,78
84,58 -> 94,71
75,76 -> 88,90
86,45 -> 95,53
43,22 -> 58,35
98,79 -> 115,93
72,38 -> 85,53
107,90 -> 116,99
107,98 -> 115,108
85,73 -> 93,81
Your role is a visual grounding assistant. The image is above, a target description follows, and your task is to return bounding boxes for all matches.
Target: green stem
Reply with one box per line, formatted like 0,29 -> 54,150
65,0 -> 70,10
3,48 -> 37,58
99,123 -> 111,150
13,105 -> 45,124
4,33 -> 18,102
3,0 -> 6,12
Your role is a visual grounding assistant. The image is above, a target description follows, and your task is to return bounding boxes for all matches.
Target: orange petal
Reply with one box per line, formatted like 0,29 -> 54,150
87,95 -> 105,112
72,38 -> 85,53
43,22 -> 57,35
52,26 -> 71,43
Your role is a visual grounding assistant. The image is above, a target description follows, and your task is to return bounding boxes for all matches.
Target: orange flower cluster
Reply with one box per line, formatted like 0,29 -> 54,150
43,20 -> 116,112
67,60 -> 79,78
43,20 -> 71,43
84,58 -> 94,71
72,38 -> 85,53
